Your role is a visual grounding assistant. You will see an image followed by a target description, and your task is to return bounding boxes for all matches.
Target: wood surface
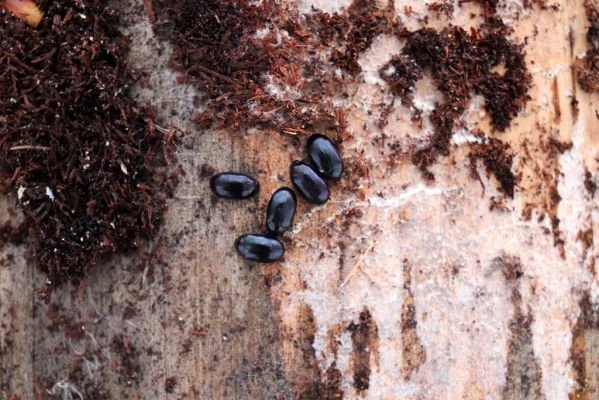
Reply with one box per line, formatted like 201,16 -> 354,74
1,0 -> 598,399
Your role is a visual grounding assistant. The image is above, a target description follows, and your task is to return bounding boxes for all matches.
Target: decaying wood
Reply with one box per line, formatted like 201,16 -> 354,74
1,0 -> 43,27
1,0 -> 598,399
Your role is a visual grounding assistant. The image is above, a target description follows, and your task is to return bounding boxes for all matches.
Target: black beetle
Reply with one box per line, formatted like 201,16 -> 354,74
266,187 -> 297,235
235,234 -> 284,262
307,134 -> 343,181
210,173 -> 259,199
290,161 -> 329,205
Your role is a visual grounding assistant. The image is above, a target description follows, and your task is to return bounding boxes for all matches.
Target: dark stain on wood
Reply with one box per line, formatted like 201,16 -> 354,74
542,138 -> 573,258
348,307 -> 379,394
583,226 -> 596,275
111,335 -> 142,387
293,302 -> 343,400
577,227 -> 595,276
400,259 -> 426,381
500,254 -> 524,283
552,77 -> 561,122
584,169 -> 597,196
0,223 -> 27,251
570,291 -> 599,400
323,362 -> 343,400
571,65 -> 580,119
569,26 -> 576,57
496,255 -> 545,400
503,310 -> 546,399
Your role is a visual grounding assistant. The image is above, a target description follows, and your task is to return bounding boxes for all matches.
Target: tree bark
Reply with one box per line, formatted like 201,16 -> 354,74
1,0 -> 598,399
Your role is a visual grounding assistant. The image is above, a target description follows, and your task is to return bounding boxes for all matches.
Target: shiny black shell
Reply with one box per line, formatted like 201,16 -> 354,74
290,161 -> 330,205
266,187 -> 297,235
307,134 -> 343,181
235,234 -> 284,263
209,173 -> 259,199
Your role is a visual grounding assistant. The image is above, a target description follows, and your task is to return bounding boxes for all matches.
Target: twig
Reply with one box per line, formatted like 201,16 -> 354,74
192,64 -> 241,87
282,127 -> 310,136
339,243 -> 375,289
9,145 -> 50,151
172,195 -> 202,200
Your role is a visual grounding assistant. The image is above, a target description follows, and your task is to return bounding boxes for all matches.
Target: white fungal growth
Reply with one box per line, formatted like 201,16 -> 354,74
47,380 -> 84,400
46,186 -> 55,201
17,186 -> 26,200
120,161 -> 129,175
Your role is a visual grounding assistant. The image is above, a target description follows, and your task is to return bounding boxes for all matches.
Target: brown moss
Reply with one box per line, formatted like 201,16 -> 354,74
427,1 -> 455,17
308,0 -> 395,76
0,1 -> 178,299
379,54 -> 423,107
153,0 -> 531,196
576,1 -> 599,92
151,0 -> 339,132
459,0 -> 499,12
381,24 -> 531,185
469,138 -> 517,197
151,0 -> 270,120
